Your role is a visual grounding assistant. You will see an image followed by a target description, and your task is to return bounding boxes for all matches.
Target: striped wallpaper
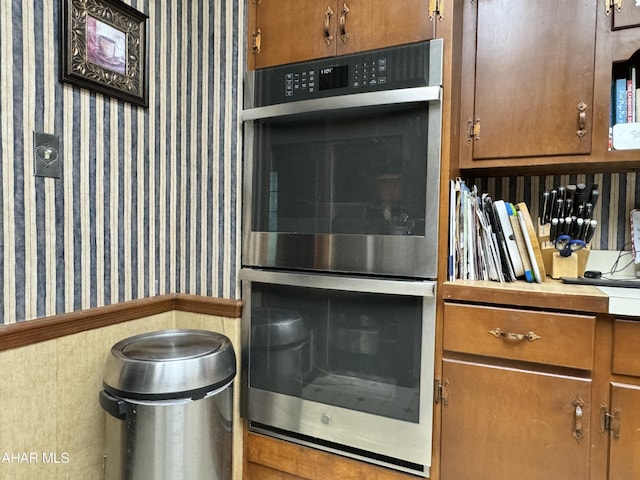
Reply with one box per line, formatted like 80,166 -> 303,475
467,172 -> 640,252
0,0 -> 244,324
2,1 -> 638,325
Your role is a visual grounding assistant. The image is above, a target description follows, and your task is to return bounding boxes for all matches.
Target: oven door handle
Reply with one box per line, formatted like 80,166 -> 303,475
241,86 -> 441,121
239,269 -> 436,297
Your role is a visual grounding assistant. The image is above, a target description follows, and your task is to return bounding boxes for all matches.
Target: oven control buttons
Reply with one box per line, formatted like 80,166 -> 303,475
353,57 -> 387,88
320,413 -> 331,425
285,71 -> 316,97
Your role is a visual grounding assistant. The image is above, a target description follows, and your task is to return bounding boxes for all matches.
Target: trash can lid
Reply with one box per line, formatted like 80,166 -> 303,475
103,329 -> 236,400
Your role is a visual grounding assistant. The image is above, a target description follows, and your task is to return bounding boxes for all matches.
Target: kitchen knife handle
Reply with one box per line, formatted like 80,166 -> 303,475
588,190 -> 599,211
549,217 -> 559,242
541,191 -> 550,224
574,183 -> 587,210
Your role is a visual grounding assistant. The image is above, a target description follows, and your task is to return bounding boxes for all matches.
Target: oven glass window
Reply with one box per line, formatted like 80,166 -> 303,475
251,104 -> 430,237
249,282 -> 423,423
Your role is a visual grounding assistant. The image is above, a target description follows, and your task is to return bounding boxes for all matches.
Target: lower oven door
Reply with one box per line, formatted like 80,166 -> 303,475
240,269 -> 436,477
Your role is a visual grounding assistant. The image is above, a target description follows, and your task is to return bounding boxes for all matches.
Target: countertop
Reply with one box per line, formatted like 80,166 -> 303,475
585,249 -> 640,317
597,286 -> 640,316
443,250 -> 640,317
442,279 -> 609,314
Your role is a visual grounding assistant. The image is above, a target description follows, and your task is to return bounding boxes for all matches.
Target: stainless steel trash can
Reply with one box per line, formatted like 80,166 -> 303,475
99,329 -> 236,480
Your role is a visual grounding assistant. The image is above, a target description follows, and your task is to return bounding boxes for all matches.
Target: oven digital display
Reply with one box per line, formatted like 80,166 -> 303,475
319,65 -> 348,90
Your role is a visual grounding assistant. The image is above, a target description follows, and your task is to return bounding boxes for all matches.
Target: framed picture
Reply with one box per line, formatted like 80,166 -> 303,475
60,0 -> 148,107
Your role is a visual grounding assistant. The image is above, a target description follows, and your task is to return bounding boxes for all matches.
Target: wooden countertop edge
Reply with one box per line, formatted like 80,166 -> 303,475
442,279 -> 609,314
0,294 -> 243,352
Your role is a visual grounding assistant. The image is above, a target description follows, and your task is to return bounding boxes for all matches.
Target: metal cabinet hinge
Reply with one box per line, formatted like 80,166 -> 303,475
429,0 -> 444,21
604,0 -> 622,15
252,28 -> 262,55
601,404 -> 621,439
434,379 -> 449,406
467,117 -> 480,142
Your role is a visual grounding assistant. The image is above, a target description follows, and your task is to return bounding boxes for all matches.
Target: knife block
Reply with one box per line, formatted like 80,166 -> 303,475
537,220 -> 550,244
541,241 -> 590,279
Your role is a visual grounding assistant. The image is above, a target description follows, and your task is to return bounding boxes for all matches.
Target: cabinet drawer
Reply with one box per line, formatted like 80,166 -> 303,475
443,303 -> 595,370
613,318 -> 640,377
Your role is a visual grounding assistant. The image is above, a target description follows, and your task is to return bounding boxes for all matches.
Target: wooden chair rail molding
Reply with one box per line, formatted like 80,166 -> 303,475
0,294 -> 243,352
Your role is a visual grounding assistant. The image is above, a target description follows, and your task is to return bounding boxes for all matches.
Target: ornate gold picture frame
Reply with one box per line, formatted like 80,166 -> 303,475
60,0 -> 148,107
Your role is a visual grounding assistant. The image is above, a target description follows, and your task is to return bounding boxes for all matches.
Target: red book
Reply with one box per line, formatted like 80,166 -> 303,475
627,78 -> 636,123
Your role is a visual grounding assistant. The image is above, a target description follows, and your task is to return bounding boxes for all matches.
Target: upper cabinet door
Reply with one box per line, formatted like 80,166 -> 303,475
460,0 -> 597,164
249,0 -> 436,70
253,0 -> 336,69
612,2 -> 640,30
335,0 -> 435,56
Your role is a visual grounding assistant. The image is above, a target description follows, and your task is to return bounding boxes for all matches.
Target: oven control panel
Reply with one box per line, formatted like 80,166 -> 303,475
250,39 -> 442,107
284,57 -> 387,99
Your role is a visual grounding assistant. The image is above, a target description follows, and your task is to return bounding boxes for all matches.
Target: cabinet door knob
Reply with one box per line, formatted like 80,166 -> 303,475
324,6 -> 334,46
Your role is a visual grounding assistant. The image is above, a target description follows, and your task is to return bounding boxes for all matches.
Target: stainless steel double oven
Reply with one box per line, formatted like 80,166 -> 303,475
240,39 -> 443,477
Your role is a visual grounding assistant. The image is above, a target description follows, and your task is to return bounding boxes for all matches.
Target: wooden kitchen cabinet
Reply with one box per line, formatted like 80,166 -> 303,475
457,0 -> 640,172
458,0 -> 597,168
597,7 -> 640,163
440,360 -> 592,480
247,0 -> 437,70
440,303 -> 596,480
611,1 -> 640,30
607,383 -> 640,479
606,318 -> 640,480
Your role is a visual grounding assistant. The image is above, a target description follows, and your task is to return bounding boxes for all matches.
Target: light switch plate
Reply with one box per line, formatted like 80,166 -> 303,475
33,131 -> 61,178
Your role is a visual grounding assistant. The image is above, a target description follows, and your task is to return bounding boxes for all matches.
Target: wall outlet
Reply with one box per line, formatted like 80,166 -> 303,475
33,131 -> 61,179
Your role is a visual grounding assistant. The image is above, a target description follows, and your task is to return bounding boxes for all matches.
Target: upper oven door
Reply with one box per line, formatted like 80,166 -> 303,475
242,86 -> 442,278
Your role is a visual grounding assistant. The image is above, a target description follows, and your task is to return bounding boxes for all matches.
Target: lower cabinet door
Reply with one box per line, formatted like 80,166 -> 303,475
608,383 -> 640,480
441,359 -> 591,480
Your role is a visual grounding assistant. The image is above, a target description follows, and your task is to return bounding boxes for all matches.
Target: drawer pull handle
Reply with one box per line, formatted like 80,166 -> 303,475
489,328 -> 541,343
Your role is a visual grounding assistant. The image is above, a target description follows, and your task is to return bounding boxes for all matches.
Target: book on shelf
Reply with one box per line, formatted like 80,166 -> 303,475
627,66 -> 636,123
615,77 -> 628,126
515,202 -> 546,283
506,202 -> 534,282
477,195 -> 506,282
493,199 -> 525,278
611,65 -> 640,150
